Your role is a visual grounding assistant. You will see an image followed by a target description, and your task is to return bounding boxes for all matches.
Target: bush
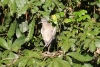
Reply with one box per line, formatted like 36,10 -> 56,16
0,0 -> 100,67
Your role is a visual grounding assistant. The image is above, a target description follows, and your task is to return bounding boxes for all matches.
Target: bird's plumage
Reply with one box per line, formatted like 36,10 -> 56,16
40,18 -> 56,47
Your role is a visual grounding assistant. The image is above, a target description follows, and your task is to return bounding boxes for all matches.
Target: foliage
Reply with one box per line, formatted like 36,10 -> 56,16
0,0 -> 100,67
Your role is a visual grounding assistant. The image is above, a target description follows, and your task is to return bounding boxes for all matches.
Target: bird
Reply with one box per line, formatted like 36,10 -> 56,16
40,18 -> 56,52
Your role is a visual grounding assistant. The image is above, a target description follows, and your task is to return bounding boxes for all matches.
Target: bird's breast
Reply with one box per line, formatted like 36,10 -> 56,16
41,28 -> 53,42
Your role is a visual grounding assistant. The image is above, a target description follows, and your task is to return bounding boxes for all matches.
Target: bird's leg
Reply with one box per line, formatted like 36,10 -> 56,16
48,44 -> 51,52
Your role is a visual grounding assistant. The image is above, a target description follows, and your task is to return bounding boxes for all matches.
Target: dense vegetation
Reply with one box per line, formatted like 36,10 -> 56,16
0,0 -> 100,67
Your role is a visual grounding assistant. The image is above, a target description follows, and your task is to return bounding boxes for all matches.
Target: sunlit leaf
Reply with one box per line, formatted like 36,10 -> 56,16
8,0 -> 17,15
16,28 -> 23,38
97,57 -> 100,64
18,58 -> 29,67
66,56 -> 73,65
0,38 -> 10,50
25,19 -> 35,42
83,39 -> 91,49
67,52 -> 94,62
51,14 -> 57,24
12,36 -> 26,52
19,21 -> 28,33
7,20 -> 17,39
89,40 -> 96,52
48,58 -> 71,67
82,63 -> 93,67
95,39 -> 100,47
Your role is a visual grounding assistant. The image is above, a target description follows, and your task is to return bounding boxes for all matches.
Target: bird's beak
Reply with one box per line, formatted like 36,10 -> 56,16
38,21 -> 42,24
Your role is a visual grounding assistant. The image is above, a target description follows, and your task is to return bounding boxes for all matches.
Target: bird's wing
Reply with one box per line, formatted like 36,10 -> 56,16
46,27 -> 56,46
52,27 -> 56,38
41,27 -> 52,42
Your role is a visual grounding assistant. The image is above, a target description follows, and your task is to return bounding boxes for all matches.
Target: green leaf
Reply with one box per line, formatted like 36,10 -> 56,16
8,51 -> 19,59
1,0 -> 9,7
15,0 -> 28,17
7,38 -> 12,50
31,6 -> 39,14
15,0 -> 26,8
39,11 -> 50,18
16,28 -> 23,38
48,58 -> 71,67
33,1 -> 42,6
17,4 -> 29,17
82,63 -> 93,67
95,39 -> 100,47
89,40 -> 96,52
73,63 -> 82,67
60,12 -> 65,17
83,39 -> 91,49
12,36 -> 26,52
8,0 -> 17,15
61,40 -> 69,53
27,58 -> 34,66
97,57 -> 100,64
97,2 -> 100,7
54,59 -> 62,67
67,52 -> 94,62
19,21 -> 28,33
0,37 -> 10,50
23,50 -> 41,59
25,19 -> 35,42
55,58 -> 71,67
7,20 -> 17,39
66,56 -> 73,65
18,58 -> 29,67
64,18 -> 75,23
48,62 -> 53,67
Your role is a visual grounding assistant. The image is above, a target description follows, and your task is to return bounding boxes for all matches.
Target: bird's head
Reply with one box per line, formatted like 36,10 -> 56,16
39,18 -> 47,24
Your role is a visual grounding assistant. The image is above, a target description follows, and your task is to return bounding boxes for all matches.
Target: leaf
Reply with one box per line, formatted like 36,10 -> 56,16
82,63 -> 93,67
12,36 -> 26,52
48,62 -> 53,67
7,20 -> 17,39
15,0 -> 26,8
97,57 -> 100,64
16,28 -> 23,38
60,12 -> 65,17
64,18 -> 75,23
97,2 -> 100,7
67,52 -> 94,62
95,39 -> 100,47
15,0 -> 27,17
0,37 -> 10,50
61,40 -> 69,53
73,63 -> 82,67
25,19 -> 35,42
66,56 -> 73,65
51,14 -> 57,24
16,3 -> 29,17
39,11 -> 50,18
23,50 -> 41,59
1,0 -> 9,6
8,51 -> 19,59
48,58 -> 71,67
61,38 -> 75,53
83,39 -> 91,49
8,0 -> 17,15
7,38 -> 12,50
89,40 -> 96,52
18,58 -> 29,67
27,58 -> 34,66
55,58 -> 71,67
19,21 -> 28,33
54,59 -> 62,67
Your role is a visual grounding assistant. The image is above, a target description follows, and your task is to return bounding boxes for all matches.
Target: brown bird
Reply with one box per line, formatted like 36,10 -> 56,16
40,18 -> 56,52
